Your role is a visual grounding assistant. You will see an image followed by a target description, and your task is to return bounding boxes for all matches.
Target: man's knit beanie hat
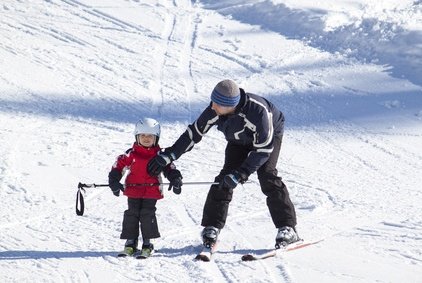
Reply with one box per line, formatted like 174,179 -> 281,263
211,79 -> 240,107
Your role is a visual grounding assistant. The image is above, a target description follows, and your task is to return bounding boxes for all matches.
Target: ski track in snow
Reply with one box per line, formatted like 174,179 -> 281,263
1,0 -> 421,282
154,0 -> 193,120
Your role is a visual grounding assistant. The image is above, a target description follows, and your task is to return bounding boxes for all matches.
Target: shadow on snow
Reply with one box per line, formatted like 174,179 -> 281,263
0,245 -> 199,260
0,250 -> 116,260
1,87 -> 421,129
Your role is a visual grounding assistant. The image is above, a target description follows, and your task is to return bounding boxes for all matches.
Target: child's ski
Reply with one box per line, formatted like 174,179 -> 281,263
117,247 -> 137,258
134,248 -> 154,259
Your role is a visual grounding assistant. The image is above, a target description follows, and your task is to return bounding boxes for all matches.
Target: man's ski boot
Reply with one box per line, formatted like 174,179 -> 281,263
275,226 -> 300,249
195,226 -> 220,261
201,226 -> 219,248
135,243 -> 154,259
118,239 -> 138,257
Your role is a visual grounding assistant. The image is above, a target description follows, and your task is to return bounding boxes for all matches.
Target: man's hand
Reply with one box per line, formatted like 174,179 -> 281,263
219,170 -> 248,190
147,152 -> 175,176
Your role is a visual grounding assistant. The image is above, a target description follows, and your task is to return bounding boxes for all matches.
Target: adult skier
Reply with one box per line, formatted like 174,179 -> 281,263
147,80 -> 299,250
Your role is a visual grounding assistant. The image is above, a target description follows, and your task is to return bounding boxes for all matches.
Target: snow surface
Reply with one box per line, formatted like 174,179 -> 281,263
0,0 -> 421,282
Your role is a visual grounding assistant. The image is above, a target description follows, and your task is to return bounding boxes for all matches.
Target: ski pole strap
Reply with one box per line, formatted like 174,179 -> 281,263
76,186 -> 85,216
75,182 -> 107,216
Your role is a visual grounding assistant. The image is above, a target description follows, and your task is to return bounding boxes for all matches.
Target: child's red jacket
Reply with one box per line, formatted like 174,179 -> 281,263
111,143 -> 163,199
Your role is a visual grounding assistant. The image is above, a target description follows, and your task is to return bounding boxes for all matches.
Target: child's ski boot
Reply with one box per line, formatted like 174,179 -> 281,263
117,239 -> 138,257
135,243 -> 154,259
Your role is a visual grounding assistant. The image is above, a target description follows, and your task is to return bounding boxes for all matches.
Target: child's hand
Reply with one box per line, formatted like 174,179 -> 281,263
167,169 -> 183,195
109,182 -> 124,196
108,169 -> 124,197
168,177 -> 182,195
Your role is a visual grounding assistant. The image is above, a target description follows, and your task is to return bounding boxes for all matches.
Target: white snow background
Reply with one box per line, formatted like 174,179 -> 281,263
1,0 -> 421,282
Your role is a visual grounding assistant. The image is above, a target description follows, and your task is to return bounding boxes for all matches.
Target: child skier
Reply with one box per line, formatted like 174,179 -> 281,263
108,117 -> 183,258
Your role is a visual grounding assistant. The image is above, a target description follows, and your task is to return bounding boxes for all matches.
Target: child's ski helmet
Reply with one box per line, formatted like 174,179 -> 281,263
133,118 -> 160,145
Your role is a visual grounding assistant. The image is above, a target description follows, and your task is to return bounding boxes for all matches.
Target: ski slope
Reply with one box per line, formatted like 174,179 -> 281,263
0,0 -> 421,282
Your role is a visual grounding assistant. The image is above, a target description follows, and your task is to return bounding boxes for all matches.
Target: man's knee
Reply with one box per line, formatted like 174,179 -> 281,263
258,171 -> 284,191
208,184 -> 233,202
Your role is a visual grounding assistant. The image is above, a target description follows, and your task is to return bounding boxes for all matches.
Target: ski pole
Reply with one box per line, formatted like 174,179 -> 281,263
76,181 -> 219,216
127,181 -> 220,186
76,181 -> 250,216
78,181 -> 219,188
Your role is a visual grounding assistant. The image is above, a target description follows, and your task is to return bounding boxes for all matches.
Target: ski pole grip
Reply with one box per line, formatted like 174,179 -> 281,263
78,182 -> 87,189
78,182 -> 109,188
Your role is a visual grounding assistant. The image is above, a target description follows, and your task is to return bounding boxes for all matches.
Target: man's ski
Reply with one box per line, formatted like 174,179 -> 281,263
194,243 -> 218,262
241,239 -> 323,261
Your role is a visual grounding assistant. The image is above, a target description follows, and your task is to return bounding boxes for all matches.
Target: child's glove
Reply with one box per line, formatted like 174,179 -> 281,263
109,182 -> 124,196
167,169 -> 183,195
108,169 -> 124,197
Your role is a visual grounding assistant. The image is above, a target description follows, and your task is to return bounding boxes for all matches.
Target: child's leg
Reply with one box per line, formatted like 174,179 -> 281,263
120,198 -> 142,244
139,199 -> 160,240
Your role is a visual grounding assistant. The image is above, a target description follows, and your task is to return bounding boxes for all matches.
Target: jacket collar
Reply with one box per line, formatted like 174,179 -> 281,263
234,88 -> 247,114
132,143 -> 160,155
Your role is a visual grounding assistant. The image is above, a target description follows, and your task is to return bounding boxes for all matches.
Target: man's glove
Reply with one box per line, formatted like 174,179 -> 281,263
108,169 -> 124,197
147,151 -> 175,176
167,169 -> 183,195
219,170 -> 248,191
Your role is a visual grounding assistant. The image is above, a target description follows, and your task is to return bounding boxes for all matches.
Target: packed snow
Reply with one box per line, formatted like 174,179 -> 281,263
0,0 -> 421,282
